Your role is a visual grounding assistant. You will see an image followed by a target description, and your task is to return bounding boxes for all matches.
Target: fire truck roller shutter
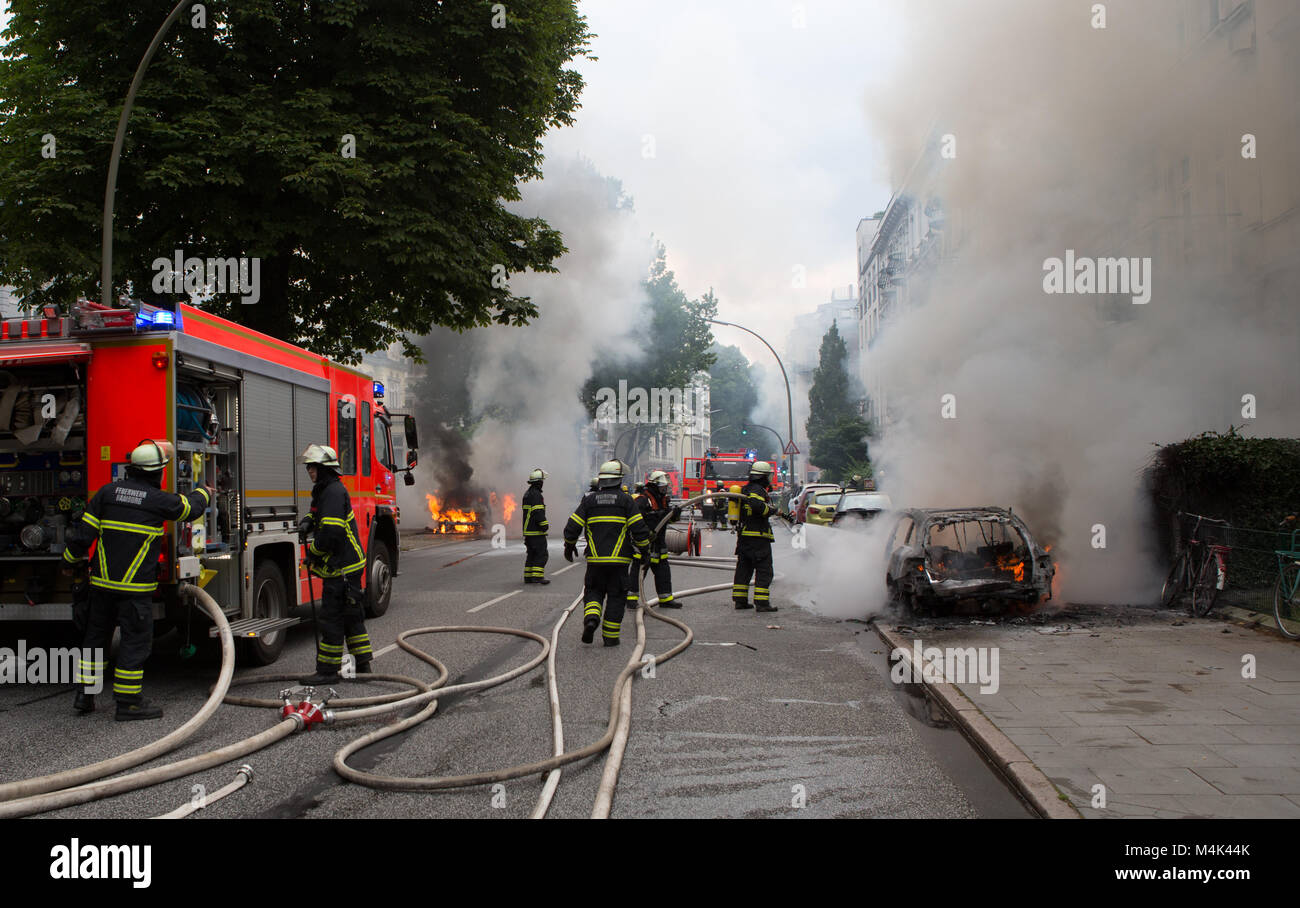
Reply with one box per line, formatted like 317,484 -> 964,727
242,373 -> 296,514
292,386 -> 328,523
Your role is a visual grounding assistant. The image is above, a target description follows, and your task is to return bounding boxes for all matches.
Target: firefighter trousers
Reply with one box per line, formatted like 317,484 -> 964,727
627,549 -> 673,606
524,535 -> 549,581
316,573 -> 373,674
79,588 -> 151,702
583,562 -> 628,642
733,545 -> 774,607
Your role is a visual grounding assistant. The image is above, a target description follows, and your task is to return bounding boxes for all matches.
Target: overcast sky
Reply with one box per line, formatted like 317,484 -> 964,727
0,1 -> 899,362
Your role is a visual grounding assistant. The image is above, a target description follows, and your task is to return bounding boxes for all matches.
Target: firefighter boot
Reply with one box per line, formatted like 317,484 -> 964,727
115,699 -> 163,721
535,577 -> 550,585
299,670 -> 342,685
356,660 -> 373,674
581,616 -> 599,644
734,599 -> 753,610
73,691 -> 95,714
756,603 -> 779,613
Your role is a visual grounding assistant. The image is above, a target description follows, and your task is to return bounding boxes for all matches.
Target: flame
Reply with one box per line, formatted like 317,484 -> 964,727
426,493 -> 479,534
502,494 -> 517,522
994,551 -> 1026,582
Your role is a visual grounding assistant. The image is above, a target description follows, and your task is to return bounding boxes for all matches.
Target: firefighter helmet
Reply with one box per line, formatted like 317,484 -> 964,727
647,470 -> 670,493
299,444 -> 340,467
528,468 -> 547,483
597,460 -> 624,479
589,478 -> 598,490
129,439 -> 174,472
749,460 -> 774,482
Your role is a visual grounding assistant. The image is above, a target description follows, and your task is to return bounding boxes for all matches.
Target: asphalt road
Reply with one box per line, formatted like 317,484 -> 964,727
0,528 -> 1031,819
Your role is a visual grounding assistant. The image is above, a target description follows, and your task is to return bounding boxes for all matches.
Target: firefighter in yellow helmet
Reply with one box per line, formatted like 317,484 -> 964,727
627,470 -> 681,610
562,460 -> 649,645
522,468 -> 550,585
732,461 -> 778,613
297,444 -> 373,684
62,439 -> 212,719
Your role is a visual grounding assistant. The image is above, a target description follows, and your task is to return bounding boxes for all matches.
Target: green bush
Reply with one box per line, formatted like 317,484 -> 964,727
1148,429 -> 1300,589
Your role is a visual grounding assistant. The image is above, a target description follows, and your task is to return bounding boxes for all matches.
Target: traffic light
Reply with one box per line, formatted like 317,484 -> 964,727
740,424 -> 748,435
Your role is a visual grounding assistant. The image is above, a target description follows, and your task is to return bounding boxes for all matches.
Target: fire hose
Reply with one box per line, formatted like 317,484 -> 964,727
2,493 -> 758,817
0,582 -> 236,806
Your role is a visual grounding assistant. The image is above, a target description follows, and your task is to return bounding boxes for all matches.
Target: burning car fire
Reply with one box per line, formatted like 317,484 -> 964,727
885,507 -> 1054,615
425,491 -> 516,536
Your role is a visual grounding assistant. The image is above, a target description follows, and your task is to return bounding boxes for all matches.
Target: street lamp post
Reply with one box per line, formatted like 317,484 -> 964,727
101,0 -> 192,307
707,318 -> 797,485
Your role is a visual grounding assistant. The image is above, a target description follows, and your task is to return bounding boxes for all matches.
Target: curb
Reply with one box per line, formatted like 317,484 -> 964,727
873,622 -> 1082,819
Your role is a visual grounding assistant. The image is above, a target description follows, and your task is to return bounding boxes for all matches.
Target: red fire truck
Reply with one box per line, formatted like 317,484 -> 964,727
0,298 -> 418,665
682,449 -> 784,500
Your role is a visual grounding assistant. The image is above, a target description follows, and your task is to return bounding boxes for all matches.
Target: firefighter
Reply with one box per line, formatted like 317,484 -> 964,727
702,480 -> 726,529
522,468 -> 550,585
62,439 -> 211,720
562,460 -> 649,646
732,461 -> 778,613
298,444 -> 374,684
627,470 -> 682,610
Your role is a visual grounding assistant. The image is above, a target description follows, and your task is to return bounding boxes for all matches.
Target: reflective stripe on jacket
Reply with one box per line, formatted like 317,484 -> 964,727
62,476 -> 210,593
562,486 -> 650,564
308,475 -> 366,578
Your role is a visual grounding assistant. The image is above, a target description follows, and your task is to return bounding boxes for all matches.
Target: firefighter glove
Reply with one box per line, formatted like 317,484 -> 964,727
296,515 -> 315,544
564,541 -> 577,562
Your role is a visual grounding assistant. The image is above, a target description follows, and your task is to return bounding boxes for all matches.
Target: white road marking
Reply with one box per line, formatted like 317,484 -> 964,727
467,589 -> 522,614
551,562 -> 581,576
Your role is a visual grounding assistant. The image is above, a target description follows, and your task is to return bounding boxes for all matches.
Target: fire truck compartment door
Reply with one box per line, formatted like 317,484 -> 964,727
243,372 -> 297,513
0,341 -> 91,368
292,385 -> 328,520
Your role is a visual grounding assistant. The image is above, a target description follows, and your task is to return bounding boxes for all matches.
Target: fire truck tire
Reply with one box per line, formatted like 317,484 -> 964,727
366,541 -> 394,619
241,561 -> 288,666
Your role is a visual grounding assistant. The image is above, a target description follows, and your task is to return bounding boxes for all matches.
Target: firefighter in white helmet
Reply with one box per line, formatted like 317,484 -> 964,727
562,460 -> 649,645
732,461 -> 778,613
297,444 -> 373,683
62,439 -> 212,720
627,470 -> 682,610
522,468 -> 550,585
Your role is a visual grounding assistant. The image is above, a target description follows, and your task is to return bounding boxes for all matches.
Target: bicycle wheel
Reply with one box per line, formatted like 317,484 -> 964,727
1160,551 -> 1188,609
1274,561 -> 1300,639
1191,553 -> 1220,617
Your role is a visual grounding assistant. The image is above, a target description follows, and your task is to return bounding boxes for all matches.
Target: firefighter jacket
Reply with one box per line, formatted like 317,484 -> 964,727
634,488 -> 673,549
737,480 -> 775,545
563,486 -> 650,565
62,476 -> 210,594
522,484 -> 548,536
307,474 -> 366,579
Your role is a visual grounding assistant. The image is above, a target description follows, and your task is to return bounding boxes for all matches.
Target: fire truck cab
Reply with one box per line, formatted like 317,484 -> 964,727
0,299 -> 418,665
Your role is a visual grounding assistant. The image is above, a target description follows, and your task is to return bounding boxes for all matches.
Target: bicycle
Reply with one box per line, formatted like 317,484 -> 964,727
1160,512 -> 1232,617
1273,515 -> 1300,639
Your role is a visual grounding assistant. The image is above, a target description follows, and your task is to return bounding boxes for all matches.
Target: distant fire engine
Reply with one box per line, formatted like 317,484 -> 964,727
0,298 -> 419,665
682,448 -> 781,497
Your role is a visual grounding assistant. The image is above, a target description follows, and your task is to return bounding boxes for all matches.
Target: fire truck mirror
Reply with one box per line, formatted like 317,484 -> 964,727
403,415 -> 419,452
403,472 -> 415,487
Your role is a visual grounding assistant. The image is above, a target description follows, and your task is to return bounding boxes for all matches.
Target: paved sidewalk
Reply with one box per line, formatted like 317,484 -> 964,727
877,607 -> 1300,818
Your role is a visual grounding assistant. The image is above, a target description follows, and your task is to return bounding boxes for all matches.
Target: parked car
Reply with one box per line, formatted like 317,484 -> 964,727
829,491 -> 893,528
804,489 -> 847,526
791,483 -> 840,522
885,507 -> 1054,614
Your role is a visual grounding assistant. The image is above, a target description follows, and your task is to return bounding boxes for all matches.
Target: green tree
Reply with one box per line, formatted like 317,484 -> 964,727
582,247 -> 717,471
708,343 -> 758,451
0,0 -> 592,361
805,322 -> 870,478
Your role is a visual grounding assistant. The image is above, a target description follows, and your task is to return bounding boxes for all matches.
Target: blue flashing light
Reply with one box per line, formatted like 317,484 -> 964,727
373,381 -> 385,399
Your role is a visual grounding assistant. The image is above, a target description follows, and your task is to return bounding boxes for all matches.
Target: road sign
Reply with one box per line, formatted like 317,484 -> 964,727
784,441 -> 799,455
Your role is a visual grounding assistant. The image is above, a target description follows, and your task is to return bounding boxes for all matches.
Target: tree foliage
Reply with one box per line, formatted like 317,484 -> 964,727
0,0 -> 591,361
805,322 -> 869,477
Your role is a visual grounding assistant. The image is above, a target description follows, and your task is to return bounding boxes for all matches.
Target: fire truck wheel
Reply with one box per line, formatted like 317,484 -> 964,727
366,541 -> 394,619
241,561 -> 288,666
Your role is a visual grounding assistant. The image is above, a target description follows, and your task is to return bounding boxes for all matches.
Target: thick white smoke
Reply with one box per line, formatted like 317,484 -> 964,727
858,1 -> 1300,603
465,156 -> 653,508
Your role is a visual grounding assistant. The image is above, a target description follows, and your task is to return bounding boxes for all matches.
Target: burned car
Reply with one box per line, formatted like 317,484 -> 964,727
885,507 -> 1054,614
